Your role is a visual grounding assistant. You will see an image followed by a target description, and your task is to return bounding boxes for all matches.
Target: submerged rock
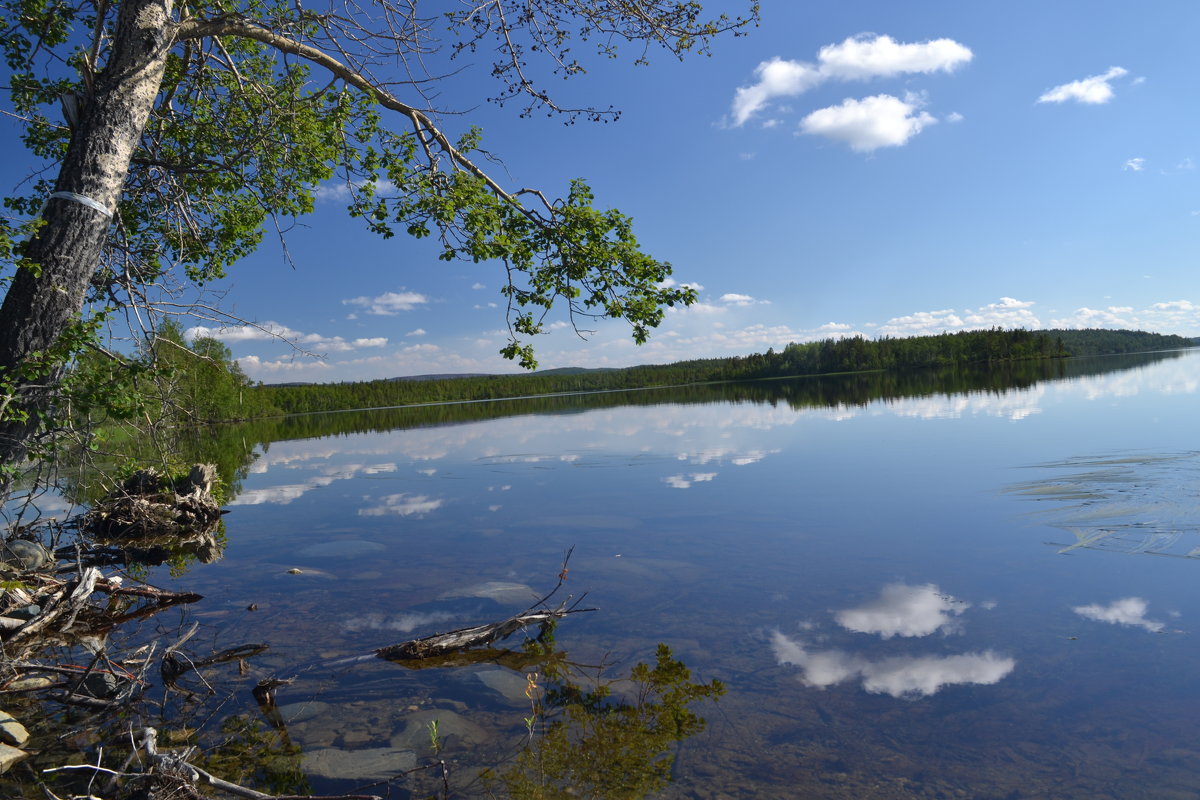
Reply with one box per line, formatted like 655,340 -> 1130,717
302,746 -> 416,781
439,581 -> 536,606
0,743 -> 26,774
0,711 -> 29,747
277,700 -> 331,724
0,540 -> 51,571
474,669 -> 532,705
389,709 -> 489,750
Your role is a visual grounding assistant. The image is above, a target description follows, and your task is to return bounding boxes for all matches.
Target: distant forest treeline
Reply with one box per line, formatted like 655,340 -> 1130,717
253,328 -> 1192,416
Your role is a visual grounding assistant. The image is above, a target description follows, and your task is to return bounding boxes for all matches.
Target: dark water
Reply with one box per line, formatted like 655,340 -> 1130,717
25,350 -> 1200,798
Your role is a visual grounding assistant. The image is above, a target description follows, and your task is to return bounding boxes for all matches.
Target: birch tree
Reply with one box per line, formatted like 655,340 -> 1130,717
0,0 -> 758,487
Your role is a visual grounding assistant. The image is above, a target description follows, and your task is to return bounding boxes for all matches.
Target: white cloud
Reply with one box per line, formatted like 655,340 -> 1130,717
945,111 -> 964,123
313,177 -> 398,203
732,57 -> 822,126
658,278 -> 705,292
878,297 -> 1041,337
343,290 -> 429,315
770,632 -> 1015,699
720,293 -> 767,306
1123,158 -> 1145,172
835,583 -> 970,639
1073,597 -> 1165,633
472,283 -> 486,290
1037,66 -> 1128,105
1049,306 -> 1135,329
189,322 -> 390,355
800,94 -> 936,152
407,328 -> 427,336
816,34 -> 974,81
731,35 -> 972,126
187,321 -> 297,343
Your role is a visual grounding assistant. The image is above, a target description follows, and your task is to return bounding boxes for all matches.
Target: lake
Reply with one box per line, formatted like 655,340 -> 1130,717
21,349 -> 1200,798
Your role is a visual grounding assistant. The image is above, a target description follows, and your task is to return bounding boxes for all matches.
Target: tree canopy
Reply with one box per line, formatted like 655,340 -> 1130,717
0,0 -> 759,489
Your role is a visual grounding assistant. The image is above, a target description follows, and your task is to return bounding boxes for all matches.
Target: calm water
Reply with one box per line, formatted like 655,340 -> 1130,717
44,351 -> 1200,798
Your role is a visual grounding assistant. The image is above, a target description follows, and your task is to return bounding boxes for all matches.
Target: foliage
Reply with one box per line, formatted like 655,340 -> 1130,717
0,0 -> 757,363
0,0 -> 758,494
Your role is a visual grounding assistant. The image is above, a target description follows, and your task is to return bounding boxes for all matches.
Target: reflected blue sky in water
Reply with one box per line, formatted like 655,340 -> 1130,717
188,351 -> 1200,795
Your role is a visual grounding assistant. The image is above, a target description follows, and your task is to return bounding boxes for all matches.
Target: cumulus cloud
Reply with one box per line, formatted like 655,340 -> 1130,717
343,290 -> 428,315
314,177 -> 398,203
720,293 -> 768,306
1073,597 -> 1165,632
801,94 -> 936,151
186,321 -> 296,343
1124,158 -> 1145,172
878,297 -> 1040,337
731,34 -> 972,126
731,58 -> 823,127
188,321 -> 388,354
1049,306 -> 1135,329
770,632 -> 1015,698
835,583 -> 970,639
1037,66 -> 1128,105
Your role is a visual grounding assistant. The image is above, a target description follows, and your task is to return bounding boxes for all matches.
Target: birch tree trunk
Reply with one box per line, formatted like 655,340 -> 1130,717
0,0 -> 174,487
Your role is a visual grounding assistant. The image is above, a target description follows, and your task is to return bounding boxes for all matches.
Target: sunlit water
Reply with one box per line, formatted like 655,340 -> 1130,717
40,351 -> 1200,798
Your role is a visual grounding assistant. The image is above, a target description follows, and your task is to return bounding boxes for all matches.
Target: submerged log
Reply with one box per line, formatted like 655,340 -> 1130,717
375,606 -> 591,662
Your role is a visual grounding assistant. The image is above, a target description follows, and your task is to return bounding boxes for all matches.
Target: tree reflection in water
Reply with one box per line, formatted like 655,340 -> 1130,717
486,633 -> 725,800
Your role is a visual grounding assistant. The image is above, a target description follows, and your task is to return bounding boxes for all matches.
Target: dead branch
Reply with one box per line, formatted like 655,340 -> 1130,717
375,605 -> 592,662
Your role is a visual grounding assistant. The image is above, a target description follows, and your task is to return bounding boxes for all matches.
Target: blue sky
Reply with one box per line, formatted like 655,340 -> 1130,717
6,1 -> 1200,381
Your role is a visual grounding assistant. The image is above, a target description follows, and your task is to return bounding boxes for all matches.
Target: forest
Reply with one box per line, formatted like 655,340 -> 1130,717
251,328 -> 1193,416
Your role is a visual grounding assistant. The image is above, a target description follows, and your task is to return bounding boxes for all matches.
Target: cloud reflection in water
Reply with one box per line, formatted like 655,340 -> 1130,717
770,633 -> 1016,698
835,583 -> 970,638
773,582 -> 1014,698
1073,597 -> 1166,632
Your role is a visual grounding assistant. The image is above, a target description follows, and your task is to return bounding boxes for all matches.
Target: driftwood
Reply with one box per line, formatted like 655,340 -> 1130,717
6,567 -> 100,645
376,606 -> 588,661
376,547 -> 592,661
257,548 -> 593,711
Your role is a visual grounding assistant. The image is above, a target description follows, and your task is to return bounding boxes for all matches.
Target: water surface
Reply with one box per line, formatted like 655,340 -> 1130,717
53,351 -> 1200,797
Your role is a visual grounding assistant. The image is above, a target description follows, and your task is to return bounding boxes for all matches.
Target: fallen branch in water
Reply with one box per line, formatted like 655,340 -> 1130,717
379,546 -> 593,660
375,605 -> 592,662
